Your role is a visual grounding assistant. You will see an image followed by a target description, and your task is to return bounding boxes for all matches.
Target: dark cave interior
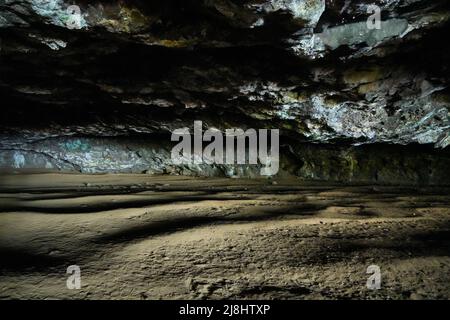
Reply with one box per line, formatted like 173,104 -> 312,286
0,0 -> 450,300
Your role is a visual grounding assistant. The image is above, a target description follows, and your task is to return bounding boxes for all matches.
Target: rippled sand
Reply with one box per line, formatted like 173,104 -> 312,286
1,174 -> 450,299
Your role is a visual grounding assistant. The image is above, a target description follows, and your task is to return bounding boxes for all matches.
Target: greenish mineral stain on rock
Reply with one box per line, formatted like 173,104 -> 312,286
30,0 -> 87,28
61,139 -> 90,152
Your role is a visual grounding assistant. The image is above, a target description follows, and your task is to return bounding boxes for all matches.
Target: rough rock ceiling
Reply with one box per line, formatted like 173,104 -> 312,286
0,0 -> 449,179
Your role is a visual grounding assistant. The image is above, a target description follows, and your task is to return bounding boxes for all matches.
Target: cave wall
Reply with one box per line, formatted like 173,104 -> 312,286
0,0 -> 449,184
1,134 -> 449,185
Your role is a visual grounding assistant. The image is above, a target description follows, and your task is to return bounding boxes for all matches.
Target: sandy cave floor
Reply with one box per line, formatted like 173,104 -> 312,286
0,173 -> 450,300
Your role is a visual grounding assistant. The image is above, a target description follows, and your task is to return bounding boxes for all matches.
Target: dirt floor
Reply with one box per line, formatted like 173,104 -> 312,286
0,173 -> 450,300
